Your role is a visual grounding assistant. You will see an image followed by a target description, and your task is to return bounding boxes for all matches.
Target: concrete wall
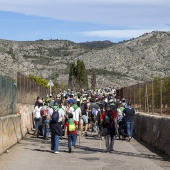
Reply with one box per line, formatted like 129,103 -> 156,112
134,112 -> 170,155
0,104 -> 34,155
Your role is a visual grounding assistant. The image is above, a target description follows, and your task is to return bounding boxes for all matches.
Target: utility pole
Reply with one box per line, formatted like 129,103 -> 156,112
47,80 -> 54,96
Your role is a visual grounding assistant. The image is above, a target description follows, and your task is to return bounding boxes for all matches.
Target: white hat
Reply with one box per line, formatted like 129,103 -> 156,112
83,97 -> 87,101
109,99 -> 114,102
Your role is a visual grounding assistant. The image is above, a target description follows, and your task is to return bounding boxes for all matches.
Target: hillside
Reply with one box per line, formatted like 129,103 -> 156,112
0,31 -> 170,88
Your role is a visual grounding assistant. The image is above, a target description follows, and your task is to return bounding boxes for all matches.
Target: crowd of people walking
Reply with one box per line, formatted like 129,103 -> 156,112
33,88 -> 135,154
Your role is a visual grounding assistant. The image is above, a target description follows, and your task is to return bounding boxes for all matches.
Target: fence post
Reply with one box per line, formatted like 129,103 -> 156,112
139,83 -> 141,112
160,78 -> 162,115
146,83 -> 149,113
134,88 -> 135,109
145,83 -> 146,113
152,80 -> 154,114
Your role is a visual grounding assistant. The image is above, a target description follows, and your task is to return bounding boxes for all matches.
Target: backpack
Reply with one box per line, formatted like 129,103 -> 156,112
96,109 -> 101,123
40,108 -> 48,117
104,111 -> 112,124
68,118 -> 76,132
92,107 -> 98,116
81,103 -> 87,115
51,110 -> 59,123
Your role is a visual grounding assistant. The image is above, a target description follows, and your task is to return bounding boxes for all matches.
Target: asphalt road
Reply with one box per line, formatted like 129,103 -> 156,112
0,132 -> 170,170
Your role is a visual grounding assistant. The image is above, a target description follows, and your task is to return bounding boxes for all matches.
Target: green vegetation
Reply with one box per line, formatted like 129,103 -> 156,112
28,75 -> 49,87
68,60 -> 88,89
28,75 -> 66,91
48,48 -> 73,57
87,68 -> 126,78
91,69 -> 96,90
79,40 -> 114,49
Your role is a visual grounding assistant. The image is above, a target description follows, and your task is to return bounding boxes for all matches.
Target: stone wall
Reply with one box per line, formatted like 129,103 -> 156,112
134,112 -> 170,155
0,104 -> 34,155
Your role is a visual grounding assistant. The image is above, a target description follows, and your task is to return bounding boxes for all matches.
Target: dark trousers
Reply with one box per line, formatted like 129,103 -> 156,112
104,134 -> 114,151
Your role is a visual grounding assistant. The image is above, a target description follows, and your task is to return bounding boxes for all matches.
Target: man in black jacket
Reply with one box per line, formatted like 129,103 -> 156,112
123,102 -> 135,141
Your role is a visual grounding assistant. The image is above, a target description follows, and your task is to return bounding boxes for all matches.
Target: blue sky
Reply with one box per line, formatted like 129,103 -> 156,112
0,0 -> 170,43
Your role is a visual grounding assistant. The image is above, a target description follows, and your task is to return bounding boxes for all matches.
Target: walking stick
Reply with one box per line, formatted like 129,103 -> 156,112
79,121 -> 82,146
44,139 -> 47,152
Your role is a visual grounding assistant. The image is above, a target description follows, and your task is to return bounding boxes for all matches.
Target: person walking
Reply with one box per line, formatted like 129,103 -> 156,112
33,102 -> 43,136
64,113 -> 78,153
80,97 -> 89,136
100,105 -> 118,153
50,106 -> 64,154
40,103 -> 50,140
123,102 -> 135,141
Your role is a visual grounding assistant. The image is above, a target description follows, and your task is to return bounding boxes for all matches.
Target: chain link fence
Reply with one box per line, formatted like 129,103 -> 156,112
116,77 -> 170,116
17,72 -> 47,105
0,73 -> 48,117
0,76 -> 17,116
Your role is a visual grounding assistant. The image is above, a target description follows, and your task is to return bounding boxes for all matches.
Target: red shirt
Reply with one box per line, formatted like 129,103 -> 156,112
65,120 -> 78,134
100,111 -> 117,126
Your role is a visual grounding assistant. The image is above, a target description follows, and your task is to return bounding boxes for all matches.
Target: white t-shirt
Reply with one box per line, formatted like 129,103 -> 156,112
69,107 -> 75,120
33,106 -> 42,118
58,108 -> 65,122
48,108 -> 53,116
62,106 -> 67,116
75,107 -> 81,122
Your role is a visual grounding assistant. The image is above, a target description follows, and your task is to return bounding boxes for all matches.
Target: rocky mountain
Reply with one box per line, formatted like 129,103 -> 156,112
0,31 -> 170,88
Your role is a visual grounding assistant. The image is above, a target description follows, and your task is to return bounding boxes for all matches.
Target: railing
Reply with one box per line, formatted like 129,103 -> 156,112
0,76 -> 17,116
0,73 -> 47,117
117,77 -> 170,116
17,72 -> 47,104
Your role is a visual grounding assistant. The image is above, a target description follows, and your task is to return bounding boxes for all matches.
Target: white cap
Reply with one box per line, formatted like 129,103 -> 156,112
109,99 -> 114,102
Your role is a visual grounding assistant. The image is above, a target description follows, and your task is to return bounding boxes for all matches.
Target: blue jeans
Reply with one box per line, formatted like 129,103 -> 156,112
51,134 -> 59,152
68,134 -> 77,150
42,118 -> 50,139
34,118 -> 40,132
126,122 -> 134,138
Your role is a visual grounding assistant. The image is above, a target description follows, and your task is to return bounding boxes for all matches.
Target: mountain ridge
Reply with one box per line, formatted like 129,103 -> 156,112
0,31 -> 170,88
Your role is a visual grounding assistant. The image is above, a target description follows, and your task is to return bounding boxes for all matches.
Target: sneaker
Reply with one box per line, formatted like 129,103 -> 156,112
128,137 -> 132,142
71,146 -> 74,153
82,132 -> 88,137
109,149 -> 114,153
84,132 -> 88,136
105,149 -> 109,153
54,151 -> 59,154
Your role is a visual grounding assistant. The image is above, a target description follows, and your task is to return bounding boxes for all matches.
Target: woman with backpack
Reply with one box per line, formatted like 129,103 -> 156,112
64,113 -> 78,153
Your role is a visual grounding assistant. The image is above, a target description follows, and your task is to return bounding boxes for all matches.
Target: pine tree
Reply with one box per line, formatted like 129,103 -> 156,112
91,68 -> 96,90
68,60 -> 88,89
68,62 -> 77,89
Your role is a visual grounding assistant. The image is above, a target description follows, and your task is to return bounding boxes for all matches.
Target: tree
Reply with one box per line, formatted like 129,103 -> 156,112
68,60 -> 88,90
68,62 -> 77,89
91,68 -> 96,90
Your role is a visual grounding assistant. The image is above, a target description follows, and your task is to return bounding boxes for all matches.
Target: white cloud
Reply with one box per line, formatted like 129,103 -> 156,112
80,28 -> 170,39
0,0 -> 170,30
0,0 -> 170,38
